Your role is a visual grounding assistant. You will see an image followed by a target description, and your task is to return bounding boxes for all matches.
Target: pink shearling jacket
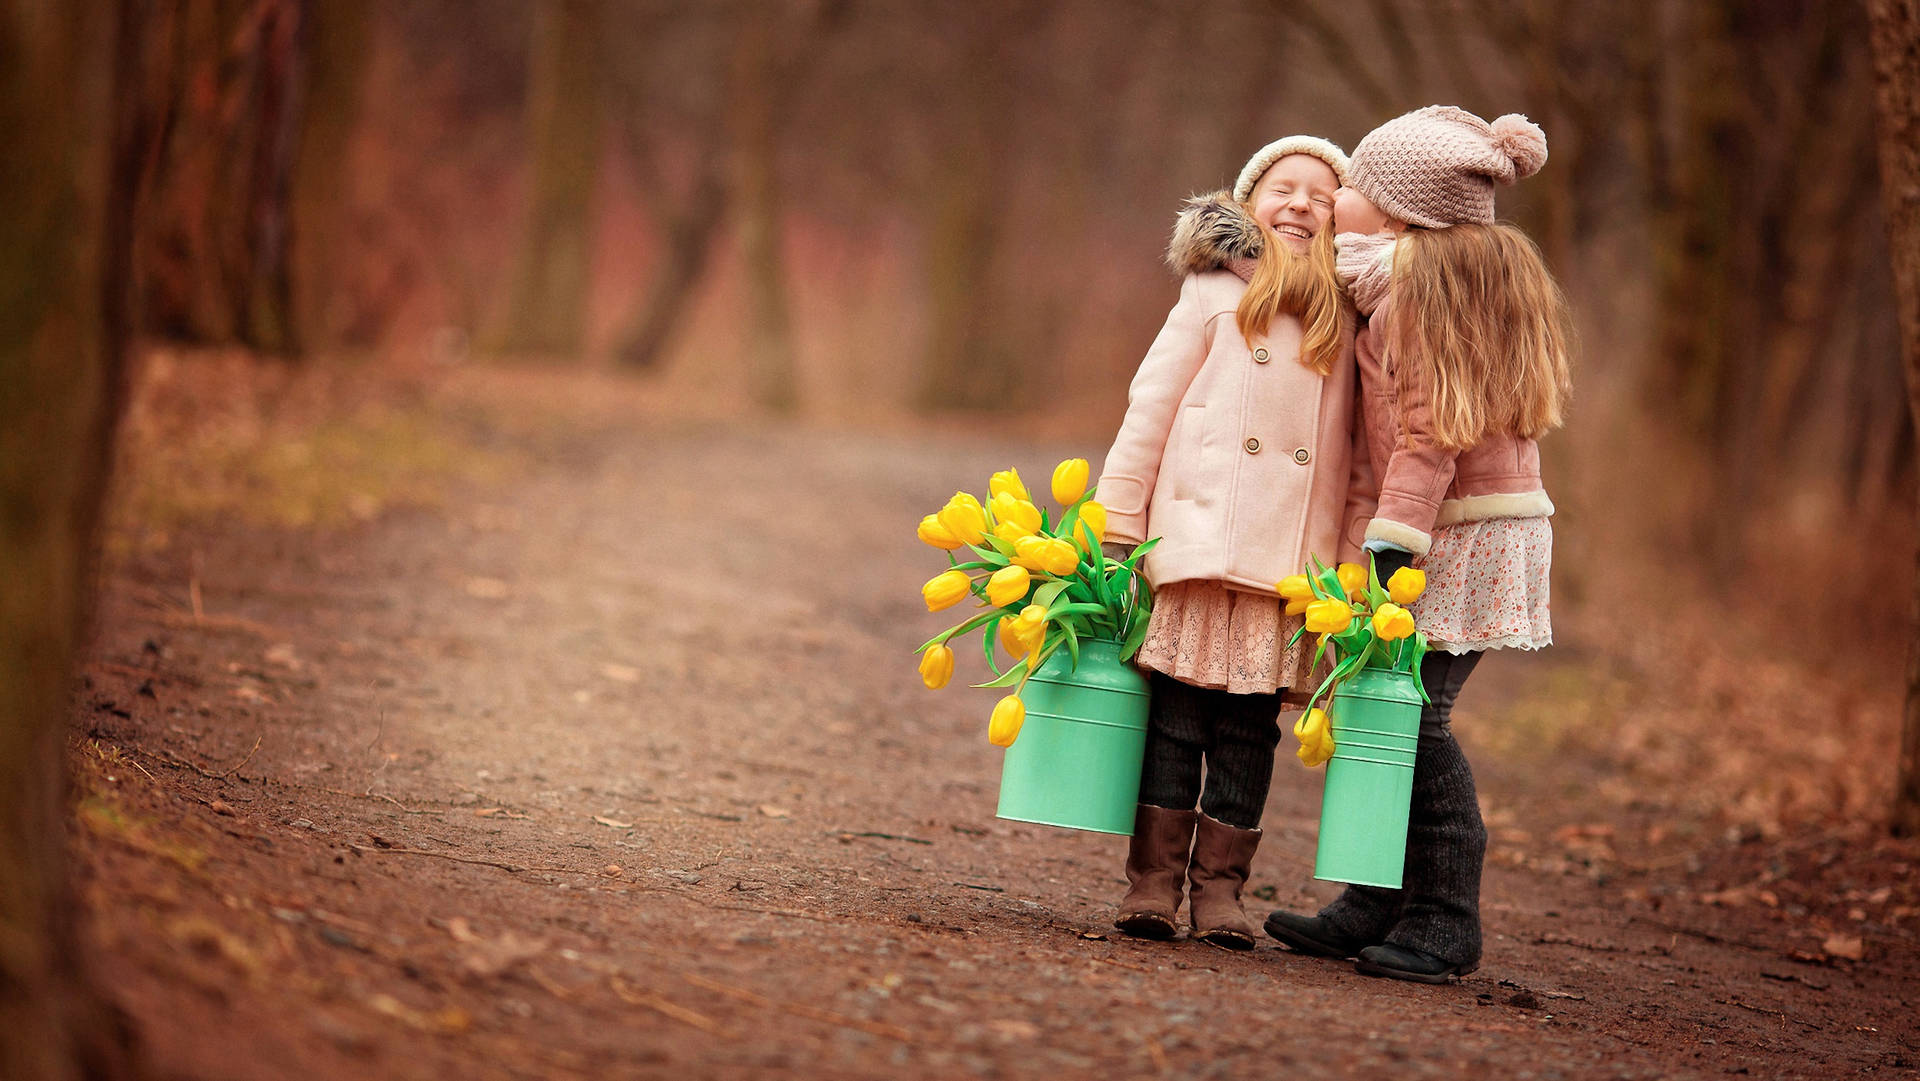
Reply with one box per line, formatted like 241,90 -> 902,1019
1337,231 -> 1555,558
1097,193 -> 1367,591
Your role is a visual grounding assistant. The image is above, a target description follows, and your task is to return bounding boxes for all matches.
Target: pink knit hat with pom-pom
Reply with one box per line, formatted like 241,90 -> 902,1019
1344,106 -> 1547,228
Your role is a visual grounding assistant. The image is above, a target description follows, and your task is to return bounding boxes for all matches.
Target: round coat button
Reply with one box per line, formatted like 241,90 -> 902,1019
1293,447 -> 1311,464
1253,347 -> 1271,363
1244,437 -> 1261,454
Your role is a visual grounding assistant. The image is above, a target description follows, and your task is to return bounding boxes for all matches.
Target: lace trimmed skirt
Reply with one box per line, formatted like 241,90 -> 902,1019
1416,516 -> 1554,654
1135,579 -> 1323,700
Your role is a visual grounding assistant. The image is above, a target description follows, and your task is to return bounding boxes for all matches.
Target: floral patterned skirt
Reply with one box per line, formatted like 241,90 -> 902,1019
1417,516 -> 1553,654
1135,579 -> 1322,700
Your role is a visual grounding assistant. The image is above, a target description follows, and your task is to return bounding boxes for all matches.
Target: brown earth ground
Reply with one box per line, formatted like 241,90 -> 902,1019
70,356 -> 1920,1080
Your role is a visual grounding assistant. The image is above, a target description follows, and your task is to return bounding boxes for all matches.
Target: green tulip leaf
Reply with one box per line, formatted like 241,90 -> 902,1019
1061,621 -> 1081,668
965,543 -> 1010,567
914,609 -> 1001,653
1034,579 -> 1070,611
982,616 -> 1005,677
1047,601 -> 1110,620
973,659 -> 1030,689
1119,605 -> 1152,662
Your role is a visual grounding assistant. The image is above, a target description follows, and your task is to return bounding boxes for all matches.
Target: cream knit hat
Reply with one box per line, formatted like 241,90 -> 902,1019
1231,135 -> 1350,203
1344,106 -> 1548,228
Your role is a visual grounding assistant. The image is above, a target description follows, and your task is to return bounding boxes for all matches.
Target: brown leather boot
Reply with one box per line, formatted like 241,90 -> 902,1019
1114,804 -> 1197,939
1188,813 -> 1262,950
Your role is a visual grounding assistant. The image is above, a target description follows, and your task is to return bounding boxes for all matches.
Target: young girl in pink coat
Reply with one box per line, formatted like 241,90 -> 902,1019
1262,106 -> 1573,982
1096,136 -> 1367,948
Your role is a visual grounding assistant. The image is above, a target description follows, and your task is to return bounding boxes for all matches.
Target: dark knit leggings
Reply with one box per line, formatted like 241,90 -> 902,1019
1318,649 -> 1487,966
1136,671 -> 1283,830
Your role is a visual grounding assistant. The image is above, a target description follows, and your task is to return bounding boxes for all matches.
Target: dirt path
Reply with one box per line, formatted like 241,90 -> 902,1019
74,382 -> 1919,1080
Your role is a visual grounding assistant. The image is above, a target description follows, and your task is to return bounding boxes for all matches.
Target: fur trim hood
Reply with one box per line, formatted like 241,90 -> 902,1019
1165,191 -> 1265,278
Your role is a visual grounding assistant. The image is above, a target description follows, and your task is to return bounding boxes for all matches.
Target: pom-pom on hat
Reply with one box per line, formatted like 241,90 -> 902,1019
1344,106 -> 1547,228
1231,135 -> 1350,203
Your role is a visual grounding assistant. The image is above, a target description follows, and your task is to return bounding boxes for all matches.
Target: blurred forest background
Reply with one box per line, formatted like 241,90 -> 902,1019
111,0 -> 1910,589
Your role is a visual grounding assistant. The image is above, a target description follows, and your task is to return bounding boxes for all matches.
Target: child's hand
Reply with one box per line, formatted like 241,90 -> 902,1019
1101,541 -> 1135,564
1370,546 -> 1415,583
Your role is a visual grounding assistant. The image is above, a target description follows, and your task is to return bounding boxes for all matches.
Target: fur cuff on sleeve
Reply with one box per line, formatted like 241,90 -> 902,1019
1364,518 -> 1432,559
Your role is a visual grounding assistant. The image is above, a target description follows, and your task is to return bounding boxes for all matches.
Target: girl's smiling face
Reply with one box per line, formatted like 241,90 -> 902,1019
1333,185 -> 1401,235
1246,154 -> 1339,253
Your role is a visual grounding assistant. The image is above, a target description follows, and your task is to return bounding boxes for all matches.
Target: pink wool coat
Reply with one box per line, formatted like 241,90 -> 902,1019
1336,232 -> 1555,557
1098,194 -> 1367,591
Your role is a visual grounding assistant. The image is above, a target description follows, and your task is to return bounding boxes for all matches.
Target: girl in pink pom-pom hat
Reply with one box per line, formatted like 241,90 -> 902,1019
1261,106 -> 1575,983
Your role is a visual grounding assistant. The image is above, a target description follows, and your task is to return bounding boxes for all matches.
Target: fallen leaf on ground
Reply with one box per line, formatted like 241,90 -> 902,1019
460,930 -> 547,978
474,807 -> 528,819
757,805 -> 790,819
366,993 -> 471,1034
1822,934 -> 1864,961
593,815 -> 633,829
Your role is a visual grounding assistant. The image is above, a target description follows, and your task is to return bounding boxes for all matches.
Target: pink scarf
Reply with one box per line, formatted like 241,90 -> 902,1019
1334,231 -> 1401,316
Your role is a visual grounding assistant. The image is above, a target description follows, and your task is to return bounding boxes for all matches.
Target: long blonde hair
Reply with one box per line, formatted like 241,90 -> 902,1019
1235,225 -> 1346,376
1386,223 -> 1573,449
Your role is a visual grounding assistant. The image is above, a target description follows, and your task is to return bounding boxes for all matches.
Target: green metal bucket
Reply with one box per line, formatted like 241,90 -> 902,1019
1313,667 -> 1424,888
995,639 -> 1150,835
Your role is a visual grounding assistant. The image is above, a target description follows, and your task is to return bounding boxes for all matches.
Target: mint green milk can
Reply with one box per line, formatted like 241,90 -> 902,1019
1313,667 -> 1424,888
995,639 -> 1150,835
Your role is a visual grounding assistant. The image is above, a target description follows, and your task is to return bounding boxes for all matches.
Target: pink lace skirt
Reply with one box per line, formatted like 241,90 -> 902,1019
1135,579 -> 1322,699
1416,516 -> 1553,654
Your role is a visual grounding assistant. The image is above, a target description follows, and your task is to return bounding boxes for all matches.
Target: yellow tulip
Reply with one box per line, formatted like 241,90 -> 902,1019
1012,535 -> 1051,571
989,468 -> 1030,504
986,565 -> 1031,607
1051,458 -> 1089,505
999,603 -> 1047,654
1292,707 -> 1327,743
1371,602 -> 1416,642
922,569 -> 972,612
918,644 -> 955,689
991,492 -> 1041,534
1284,596 -> 1311,617
1077,500 -> 1107,543
1293,708 -> 1334,767
1276,574 -> 1313,602
1387,567 -> 1427,606
1038,538 -> 1080,576
1304,597 -> 1354,634
1336,562 -> 1368,599
988,695 -> 1026,747
938,493 -> 987,546
917,514 -> 963,550
994,519 -> 1036,544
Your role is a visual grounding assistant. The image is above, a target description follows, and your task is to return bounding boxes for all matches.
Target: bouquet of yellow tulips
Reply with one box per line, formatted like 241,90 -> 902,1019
914,459 -> 1157,748
1277,557 -> 1431,768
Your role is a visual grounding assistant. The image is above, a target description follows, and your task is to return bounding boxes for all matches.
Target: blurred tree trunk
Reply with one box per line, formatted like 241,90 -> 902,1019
730,10 -> 798,412
0,0 -> 145,1076
1865,0 -> 1920,835
136,0 -> 308,356
915,11 -> 1019,413
488,0 -> 603,359
289,0 -> 370,352
611,151 -> 726,371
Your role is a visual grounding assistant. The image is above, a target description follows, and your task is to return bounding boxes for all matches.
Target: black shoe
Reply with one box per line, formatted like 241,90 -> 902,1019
1262,911 -> 1374,959
1354,943 -> 1476,984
